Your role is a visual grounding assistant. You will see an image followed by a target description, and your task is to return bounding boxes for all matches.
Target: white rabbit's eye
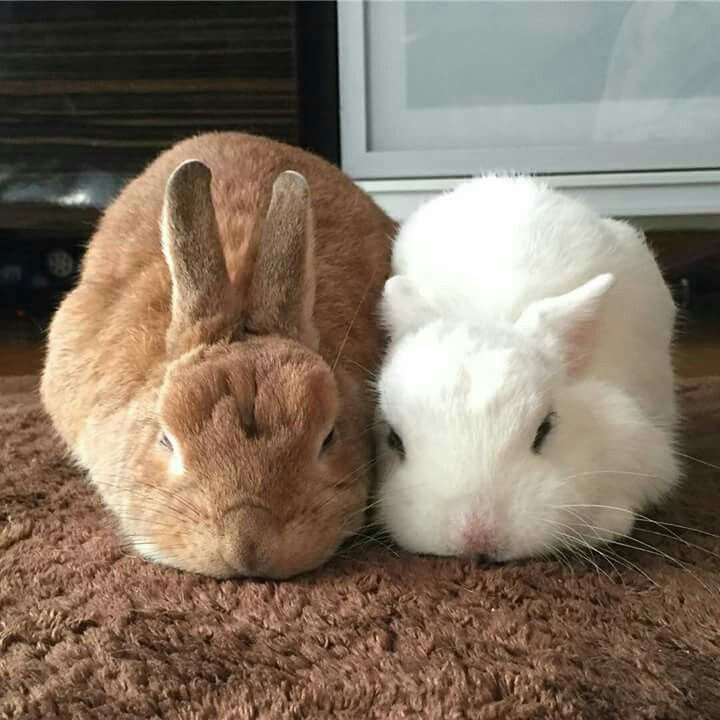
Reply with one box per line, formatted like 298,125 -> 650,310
387,427 -> 405,458
532,412 -> 555,454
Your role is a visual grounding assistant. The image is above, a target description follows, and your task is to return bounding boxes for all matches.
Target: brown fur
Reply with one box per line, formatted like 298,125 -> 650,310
40,132 -> 396,578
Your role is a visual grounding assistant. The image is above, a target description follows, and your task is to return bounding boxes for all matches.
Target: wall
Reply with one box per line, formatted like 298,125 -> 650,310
0,1 -> 298,234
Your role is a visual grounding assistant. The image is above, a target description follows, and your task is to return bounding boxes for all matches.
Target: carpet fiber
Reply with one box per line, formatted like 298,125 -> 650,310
2,376 -> 720,719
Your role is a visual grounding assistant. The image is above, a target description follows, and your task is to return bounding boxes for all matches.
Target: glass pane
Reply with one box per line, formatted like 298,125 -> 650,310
365,1 -> 720,167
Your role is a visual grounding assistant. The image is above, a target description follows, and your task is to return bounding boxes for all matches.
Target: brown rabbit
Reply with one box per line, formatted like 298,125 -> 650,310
41,132 -> 395,579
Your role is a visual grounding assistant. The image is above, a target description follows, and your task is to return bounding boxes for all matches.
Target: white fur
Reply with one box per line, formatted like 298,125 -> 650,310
376,176 -> 678,560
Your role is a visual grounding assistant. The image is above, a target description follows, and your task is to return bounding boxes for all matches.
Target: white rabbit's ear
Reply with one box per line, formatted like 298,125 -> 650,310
516,273 -> 615,376
381,275 -> 437,339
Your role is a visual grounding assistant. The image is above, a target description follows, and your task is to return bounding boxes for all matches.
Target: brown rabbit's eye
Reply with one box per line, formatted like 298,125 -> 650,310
532,412 -> 555,454
321,427 -> 336,453
387,427 -> 405,458
159,433 -> 173,451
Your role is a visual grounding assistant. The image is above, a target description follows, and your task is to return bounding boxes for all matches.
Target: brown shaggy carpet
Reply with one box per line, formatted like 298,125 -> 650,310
1,375 -> 720,719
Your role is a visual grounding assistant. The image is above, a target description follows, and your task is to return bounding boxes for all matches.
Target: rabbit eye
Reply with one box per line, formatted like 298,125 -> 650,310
532,412 -> 555,454
159,433 -> 173,451
387,427 -> 405,458
321,427 -> 336,453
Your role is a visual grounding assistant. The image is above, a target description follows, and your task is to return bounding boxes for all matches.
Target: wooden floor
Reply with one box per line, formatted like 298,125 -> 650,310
0,314 -> 47,377
674,306 -> 720,378
0,304 -> 718,380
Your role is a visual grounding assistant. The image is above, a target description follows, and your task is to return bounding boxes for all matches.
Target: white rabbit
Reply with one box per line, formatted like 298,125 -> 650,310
376,176 -> 678,561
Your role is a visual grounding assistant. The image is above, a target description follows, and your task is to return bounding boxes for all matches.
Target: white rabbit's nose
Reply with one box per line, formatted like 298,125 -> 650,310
461,515 -> 498,558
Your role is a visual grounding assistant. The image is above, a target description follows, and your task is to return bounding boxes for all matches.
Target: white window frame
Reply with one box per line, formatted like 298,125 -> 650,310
337,1 -> 720,223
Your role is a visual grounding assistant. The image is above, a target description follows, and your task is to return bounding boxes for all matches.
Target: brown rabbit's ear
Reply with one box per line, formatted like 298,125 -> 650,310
161,160 -> 230,335
245,170 -> 318,349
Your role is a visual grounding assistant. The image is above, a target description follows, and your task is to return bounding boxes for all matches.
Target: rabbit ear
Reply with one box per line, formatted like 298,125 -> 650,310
161,160 -> 230,334
381,275 -> 438,339
245,171 -> 318,348
516,273 -> 615,376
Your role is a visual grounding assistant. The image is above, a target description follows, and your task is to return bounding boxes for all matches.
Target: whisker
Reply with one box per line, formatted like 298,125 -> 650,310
548,542 -> 577,577
544,517 -> 659,587
344,358 -> 377,380
625,525 -> 720,563
332,270 -> 377,372
604,536 -> 715,592
675,451 -> 720,473
344,531 -> 399,557
547,525 -> 617,584
344,494 -> 387,522
598,545 -> 660,589
562,509 -> 714,591
556,503 -> 720,541
549,511 -> 717,593
89,474 -> 206,522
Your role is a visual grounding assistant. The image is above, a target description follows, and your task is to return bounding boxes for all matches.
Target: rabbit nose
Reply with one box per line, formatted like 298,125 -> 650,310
221,504 -> 276,577
461,517 -> 497,558
235,539 -> 260,574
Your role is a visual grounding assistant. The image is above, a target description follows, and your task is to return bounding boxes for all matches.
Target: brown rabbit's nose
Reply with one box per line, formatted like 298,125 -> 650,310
233,538 -> 261,574
221,504 -> 295,579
